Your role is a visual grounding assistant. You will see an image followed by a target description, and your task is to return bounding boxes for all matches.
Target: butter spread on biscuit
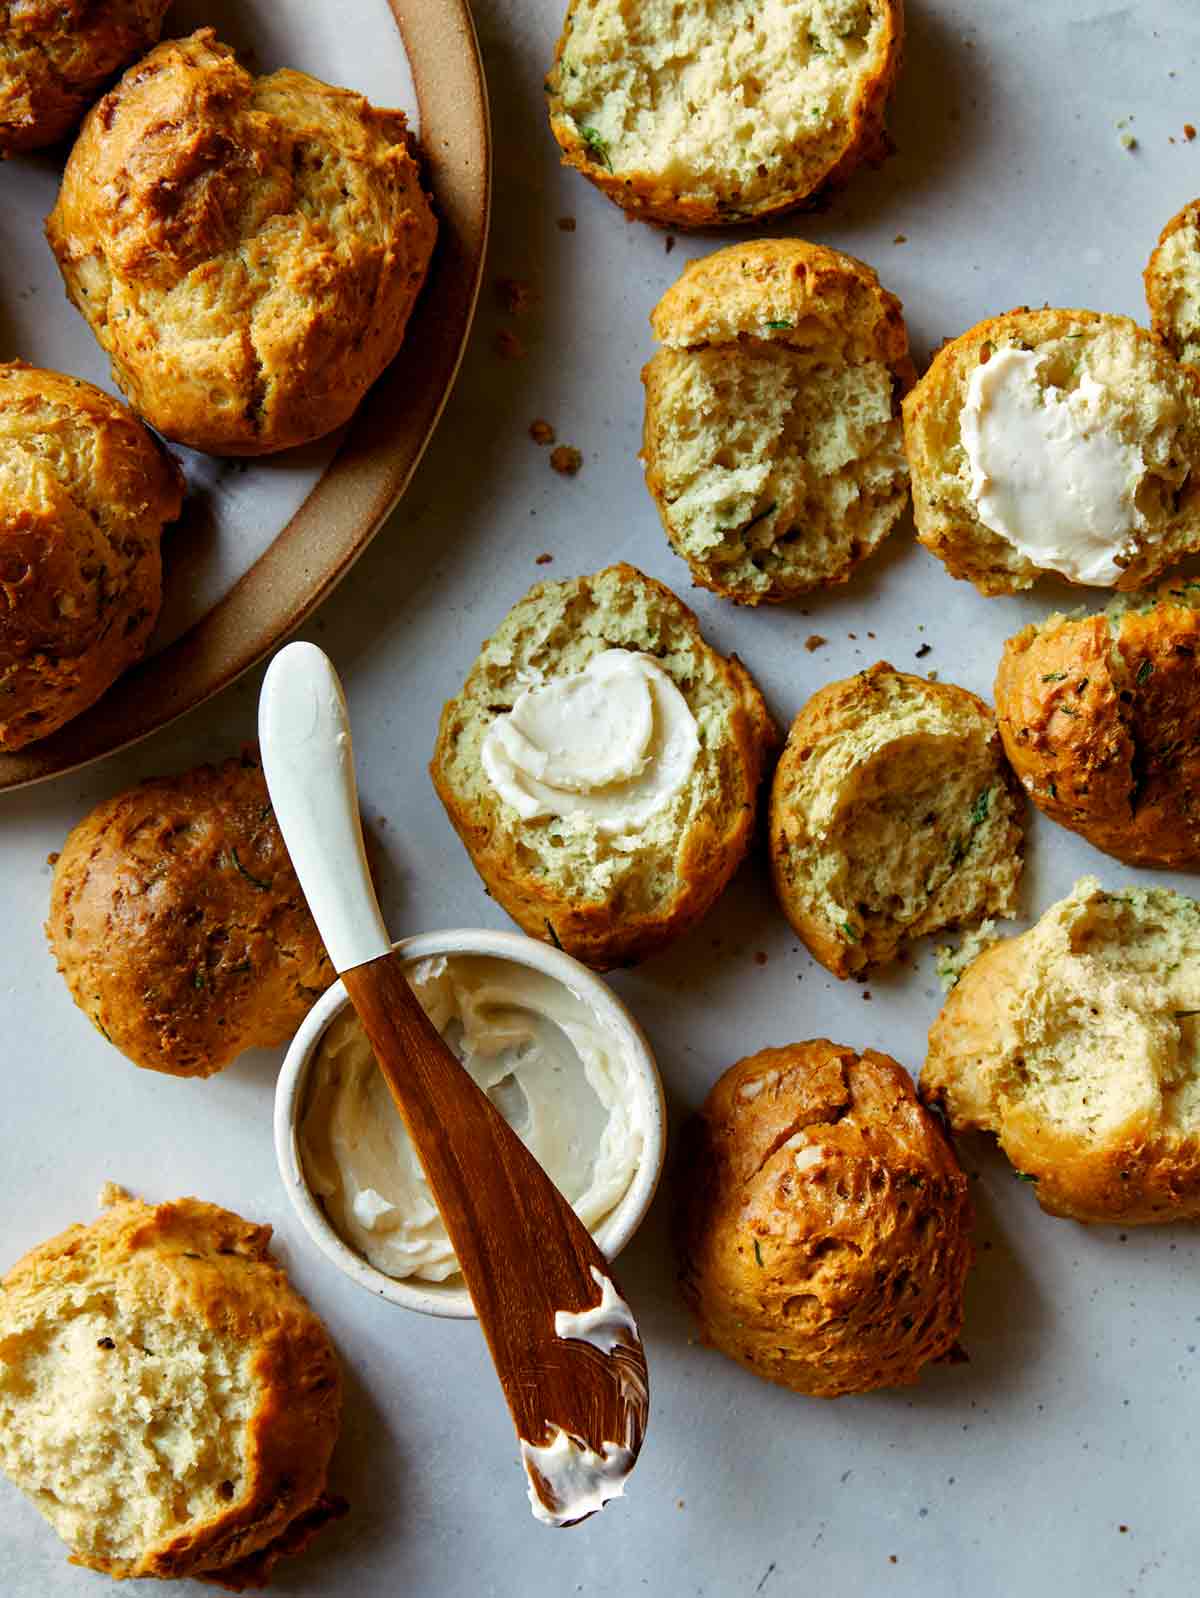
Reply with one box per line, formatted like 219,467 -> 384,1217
301,953 -> 644,1283
960,345 -> 1145,584
481,649 -> 699,834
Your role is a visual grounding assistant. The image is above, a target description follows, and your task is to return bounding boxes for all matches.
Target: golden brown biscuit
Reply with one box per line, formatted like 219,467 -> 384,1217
769,663 -> 1024,977
545,0 -> 902,228
903,308 -> 1200,594
676,1041 -> 973,1396
1144,197 -> 1200,367
0,1189 -> 344,1585
0,359 -> 183,752
924,877 -> 1200,1225
995,585 -> 1200,867
0,0 -> 172,156
431,563 -> 778,970
47,751 -> 334,1077
641,239 -> 914,603
46,29 -> 437,456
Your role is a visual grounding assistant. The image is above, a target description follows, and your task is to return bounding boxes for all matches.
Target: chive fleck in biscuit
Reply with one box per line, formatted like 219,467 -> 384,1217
676,1040 -> 973,1396
546,0 -> 903,227
431,563 -> 778,970
924,877 -> 1200,1224
0,1188 -> 344,1585
770,663 -> 1024,977
642,239 -> 913,604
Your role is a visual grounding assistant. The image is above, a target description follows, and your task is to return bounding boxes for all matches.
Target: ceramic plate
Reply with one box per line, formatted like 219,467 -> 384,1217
0,0 -> 490,789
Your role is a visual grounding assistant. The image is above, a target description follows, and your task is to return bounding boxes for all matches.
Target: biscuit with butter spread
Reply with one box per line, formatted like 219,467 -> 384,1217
903,308 -> 1200,595
430,564 -> 778,970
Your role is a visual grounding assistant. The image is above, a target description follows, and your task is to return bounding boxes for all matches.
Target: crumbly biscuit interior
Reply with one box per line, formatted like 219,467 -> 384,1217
0,1286 -> 254,1567
647,341 -> 905,595
957,881 -> 1200,1142
437,570 -> 749,913
1149,216 -> 1200,367
777,673 -> 1020,969
555,0 -> 889,208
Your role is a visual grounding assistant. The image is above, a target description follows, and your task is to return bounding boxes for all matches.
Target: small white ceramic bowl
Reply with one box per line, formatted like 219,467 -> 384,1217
275,927 -> 666,1319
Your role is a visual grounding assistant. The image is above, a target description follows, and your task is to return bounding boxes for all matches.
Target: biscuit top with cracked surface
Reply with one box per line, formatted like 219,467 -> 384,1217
46,29 -> 437,455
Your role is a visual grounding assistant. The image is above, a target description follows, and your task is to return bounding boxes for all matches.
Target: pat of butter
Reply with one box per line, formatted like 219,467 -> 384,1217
481,650 -> 699,836
960,345 -> 1145,585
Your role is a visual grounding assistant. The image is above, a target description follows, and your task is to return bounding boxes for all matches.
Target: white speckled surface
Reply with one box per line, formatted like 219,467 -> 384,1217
2,1 -> 1199,1594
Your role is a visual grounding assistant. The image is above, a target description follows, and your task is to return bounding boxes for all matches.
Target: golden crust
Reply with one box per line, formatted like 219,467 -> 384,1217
647,237 -> 913,367
0,359 -> 184,751
675,1041 -> 973,1396
1144,197 -> 1200,363
995,588 -> 1200,867
902,307 -> 1200,594
46,750 -> 334,1076
545,1 -> 903,228
46,29 -> 437,456
924,936 -> 1200,1225
769,662 -> 1023,977
0,0 -> 172,155
642,239 -> 914,603
430,563 -> 778,970
1,1194 -> 343,1584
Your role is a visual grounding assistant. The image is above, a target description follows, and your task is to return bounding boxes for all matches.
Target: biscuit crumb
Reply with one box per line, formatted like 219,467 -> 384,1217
1186,124 -> 1197,141
754,951 -> 768,966
494,330 -> 525,360
1118,1525 -> 1129,1534
893,233 -> 907,244
47,851 -> 60,866
495,276 -> 536,316
804,634 -> 827,652
915,642 -> 932,658
98,1181 -> 131,1210
889,1555 -> 898,1565
550,445 -> 582,476
1119,131 -> 1138,151
665,235 -> 676,254
862,990 -> 872,1001
556,216 -> 577,231
535,553 -> 553,565
529,418 -> 555,446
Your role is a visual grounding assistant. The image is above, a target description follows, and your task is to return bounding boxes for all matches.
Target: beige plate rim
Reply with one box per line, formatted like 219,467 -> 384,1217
0,0 -> 492,792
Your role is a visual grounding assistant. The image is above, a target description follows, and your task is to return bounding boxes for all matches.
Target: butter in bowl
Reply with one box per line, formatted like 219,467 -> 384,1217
274,928 -> 666,1317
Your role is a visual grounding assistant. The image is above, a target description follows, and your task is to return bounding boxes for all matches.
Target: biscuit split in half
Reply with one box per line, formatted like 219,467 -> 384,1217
431,563 -> 778,970
925,877 -> 1200,1225
676,1040 -> 973,1396
770,663 -> 1024,977
546,0 -> 903,226
46,29 -> 437,456
903,308 -> 1200,595
642,239 -> 913,604
995,583 -> 1200,868
0,1189 -> 344,1585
